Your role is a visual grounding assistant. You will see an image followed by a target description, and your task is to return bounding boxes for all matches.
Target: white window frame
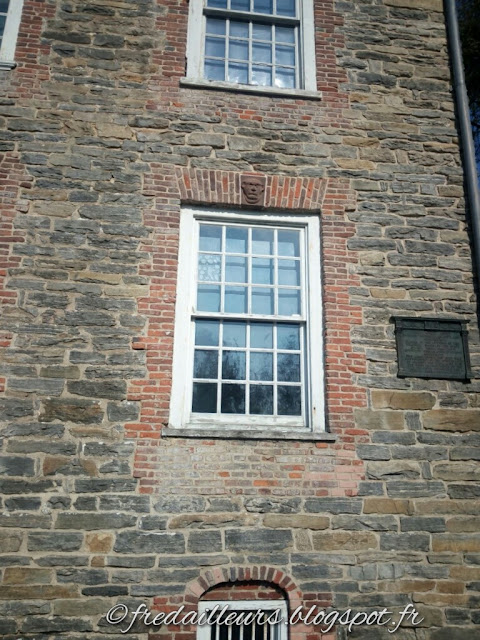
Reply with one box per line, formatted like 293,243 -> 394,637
169,207 -> 325,436
185,0 -> 316,92
0,0 -> 24,69
197,599 -> 288,640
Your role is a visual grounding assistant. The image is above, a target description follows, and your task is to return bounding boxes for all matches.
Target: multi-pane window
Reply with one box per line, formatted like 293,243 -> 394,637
197,600 -> 288,640
169,208 -> 325,434
0,0 -> 24,67
185,0 -> 316,91
0,1 -> 9,50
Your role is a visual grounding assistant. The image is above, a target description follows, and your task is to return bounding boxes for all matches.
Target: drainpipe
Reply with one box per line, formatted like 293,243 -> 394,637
444,0 -> 480,317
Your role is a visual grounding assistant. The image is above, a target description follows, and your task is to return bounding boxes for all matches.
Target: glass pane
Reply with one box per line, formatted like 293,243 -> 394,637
206,17 -> 227,34
275,67 -> 296,89
230,40 -> 249,61
221,384 -> 245,413
206,37 -> 226,58
223,321 -> 246,347
254,0 -> 273,13
205,59 -> 225,81
222,351 -> 246,380
250,385 -> 273,415
278,386 -> 301,415
252,23 -> 272,41
253,43 -> 272,64
277,324 -> 299,350
251,323 -> 273,348
228,62 -> 249,84
226,256 -> 247,282
278,259 -> 300,286
198,253 -> 221,282
197,284 -> 221,312
0,1 -> 9,14
278,289 -> 300,315
252,288 -> 274,314
194,350 -> 219,379
226,226 -> 248,253
252,65 -> 272,86
250,352 -> 273,381
195,320 -> 220,346
278,230 -> 300,256
277,0 -> 296,16
278,353 -> 300,381
276,26 -> 295,43
199,224 -> 222,252
225,286 -> 247,313
275,44 -> 295,66
231,0 -> 250,9
207,0 -> 227,7
252,228 -> 273,254
252,258 -> 273,284
0,15 -> 5,33
192,382 -> 217,413
230,21 -> 249,38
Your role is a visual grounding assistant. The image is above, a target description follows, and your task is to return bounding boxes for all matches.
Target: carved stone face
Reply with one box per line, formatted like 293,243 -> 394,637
241,176 -> 266,205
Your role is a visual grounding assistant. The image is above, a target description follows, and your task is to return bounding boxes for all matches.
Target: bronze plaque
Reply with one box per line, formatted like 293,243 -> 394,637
394,317 -> 471,380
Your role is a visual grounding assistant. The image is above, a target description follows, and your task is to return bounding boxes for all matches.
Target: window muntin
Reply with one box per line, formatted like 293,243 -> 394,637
197,600 -> 288,640
169,208 -> 325,433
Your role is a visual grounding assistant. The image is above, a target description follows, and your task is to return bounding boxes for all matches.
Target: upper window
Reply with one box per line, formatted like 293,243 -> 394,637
169,208 -> 325,435
0,0 -> 24,68
185,0 -> 316,91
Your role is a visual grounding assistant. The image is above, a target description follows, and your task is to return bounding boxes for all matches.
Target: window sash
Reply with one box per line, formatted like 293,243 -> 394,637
0,0 -> 23,64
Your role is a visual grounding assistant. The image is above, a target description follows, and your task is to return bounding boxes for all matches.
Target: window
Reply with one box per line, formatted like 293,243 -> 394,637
197,600 -> 288,640
169,208 -> 325,435
185,0 -> 316,92
0,0 -> 24,69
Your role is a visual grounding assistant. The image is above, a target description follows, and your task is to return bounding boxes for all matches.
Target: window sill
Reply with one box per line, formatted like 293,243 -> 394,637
0,61 -> 17,70
163,427 -> 336,441
180,77 -> 322,101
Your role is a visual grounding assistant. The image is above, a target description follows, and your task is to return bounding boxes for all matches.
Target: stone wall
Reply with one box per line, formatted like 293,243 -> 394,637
0,0 -> 479,638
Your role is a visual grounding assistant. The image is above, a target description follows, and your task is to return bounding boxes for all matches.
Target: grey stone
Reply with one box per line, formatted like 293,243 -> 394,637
114,532 -> 185,554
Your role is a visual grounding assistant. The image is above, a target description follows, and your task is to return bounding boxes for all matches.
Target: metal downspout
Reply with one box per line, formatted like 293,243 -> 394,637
444,0 -> 480,315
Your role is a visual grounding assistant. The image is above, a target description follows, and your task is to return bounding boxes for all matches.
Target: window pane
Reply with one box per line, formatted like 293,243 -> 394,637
251,323 -> 273,348
252,23 -> 272,41
226,256 -> 247,282
252,228 -> 273,254
230,21 -> 249,38
278,386 -> 301,415
275,44 -> 295,66
252,65 -> 272,86
250,352 -> 273,380
275,25 -> 295,43
205,59 -> 226,81
226,226 -> 248,253
206,36 -> 226,58
195,320 -> 220,346
278,259 -> 300,286
198,253 -> 221,282
277,353 -> 300,381
278,230 -> 300,256
275,68 -> 296,89
250,385 -> 273,415
225,286 -> 247,313
277,324 -> 299,350
252,258 -> 273,284
222,351 -> 246,380
231,0 -> 250,8
197,284 -> 221,312
221,384 -> 245,413
207,0 -> 227,7
223,321 -> 246,347
254,0 -> 273,13
253,43 -> 272,64
194,350 -> 219,378
192,382 -> 217,412
252,287 -> 274,314
230,40 -> 249,61
228,62 -> 249,84
0,15 -> 5,34
277,0 -> 296,16
278,289 -> 300,315
206,17 -> 227,35
200,224 -> 222,252
0,1 -> 9,14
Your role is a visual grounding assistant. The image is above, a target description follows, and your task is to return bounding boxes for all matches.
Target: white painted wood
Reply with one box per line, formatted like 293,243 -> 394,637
0,0 -> 24,64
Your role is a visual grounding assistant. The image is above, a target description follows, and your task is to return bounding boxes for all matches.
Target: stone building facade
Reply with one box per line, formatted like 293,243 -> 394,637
0,0 -> 479,638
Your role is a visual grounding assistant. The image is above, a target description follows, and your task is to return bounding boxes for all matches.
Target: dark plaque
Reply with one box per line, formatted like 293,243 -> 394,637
393,317 -> 471,380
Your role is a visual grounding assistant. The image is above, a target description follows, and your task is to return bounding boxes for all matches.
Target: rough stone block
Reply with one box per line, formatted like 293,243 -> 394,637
372,390 -> 435,410
312,531 -> 377,552
423,410 -> 480,431
114,531 -> 185,554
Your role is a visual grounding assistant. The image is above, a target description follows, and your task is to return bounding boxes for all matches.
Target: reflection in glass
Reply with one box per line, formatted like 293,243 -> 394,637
192,382 -> 217,412
252,287 -> 274,314
226,226 -> 248,253
198,253 -> 221,282
225,286 -> 247,313
205,59 -> 225,81
250,352 -> 273,380
206,17 -> 227,33
197,284 -> 221,312
275,26 -> 295,43
278,386 -> 301,415
222,351 -> 246,380
251,323 -> 273,348
278,288 -> 300,315
275,68 -> 296,89
206,37 -> 226,58
231,0 -> 249,10
254,0 -> 273,14
230,40 -> 249,61
252,258 -> 273,284
228,63 -> 248,84
226,256 -> 247,282
277,353 -> 300,381
252,23 -> 272,41
278,259 -> 300,286
250,385 -> 273,414
221,384 -> 245,413
276,0 -> 296,16
277,324 -> 299,350
223,322 -> 246,347
200,225 -> 222,252
278,230 -> 300,256
252,228 -> 274,254
194,350 -> 218,379
230,21 -> 249,38
207,0 -> 227,8
195,320 -> 219,346
275,44 -> 295,66
253,42 -> 272,63
252,65 -> 272,86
